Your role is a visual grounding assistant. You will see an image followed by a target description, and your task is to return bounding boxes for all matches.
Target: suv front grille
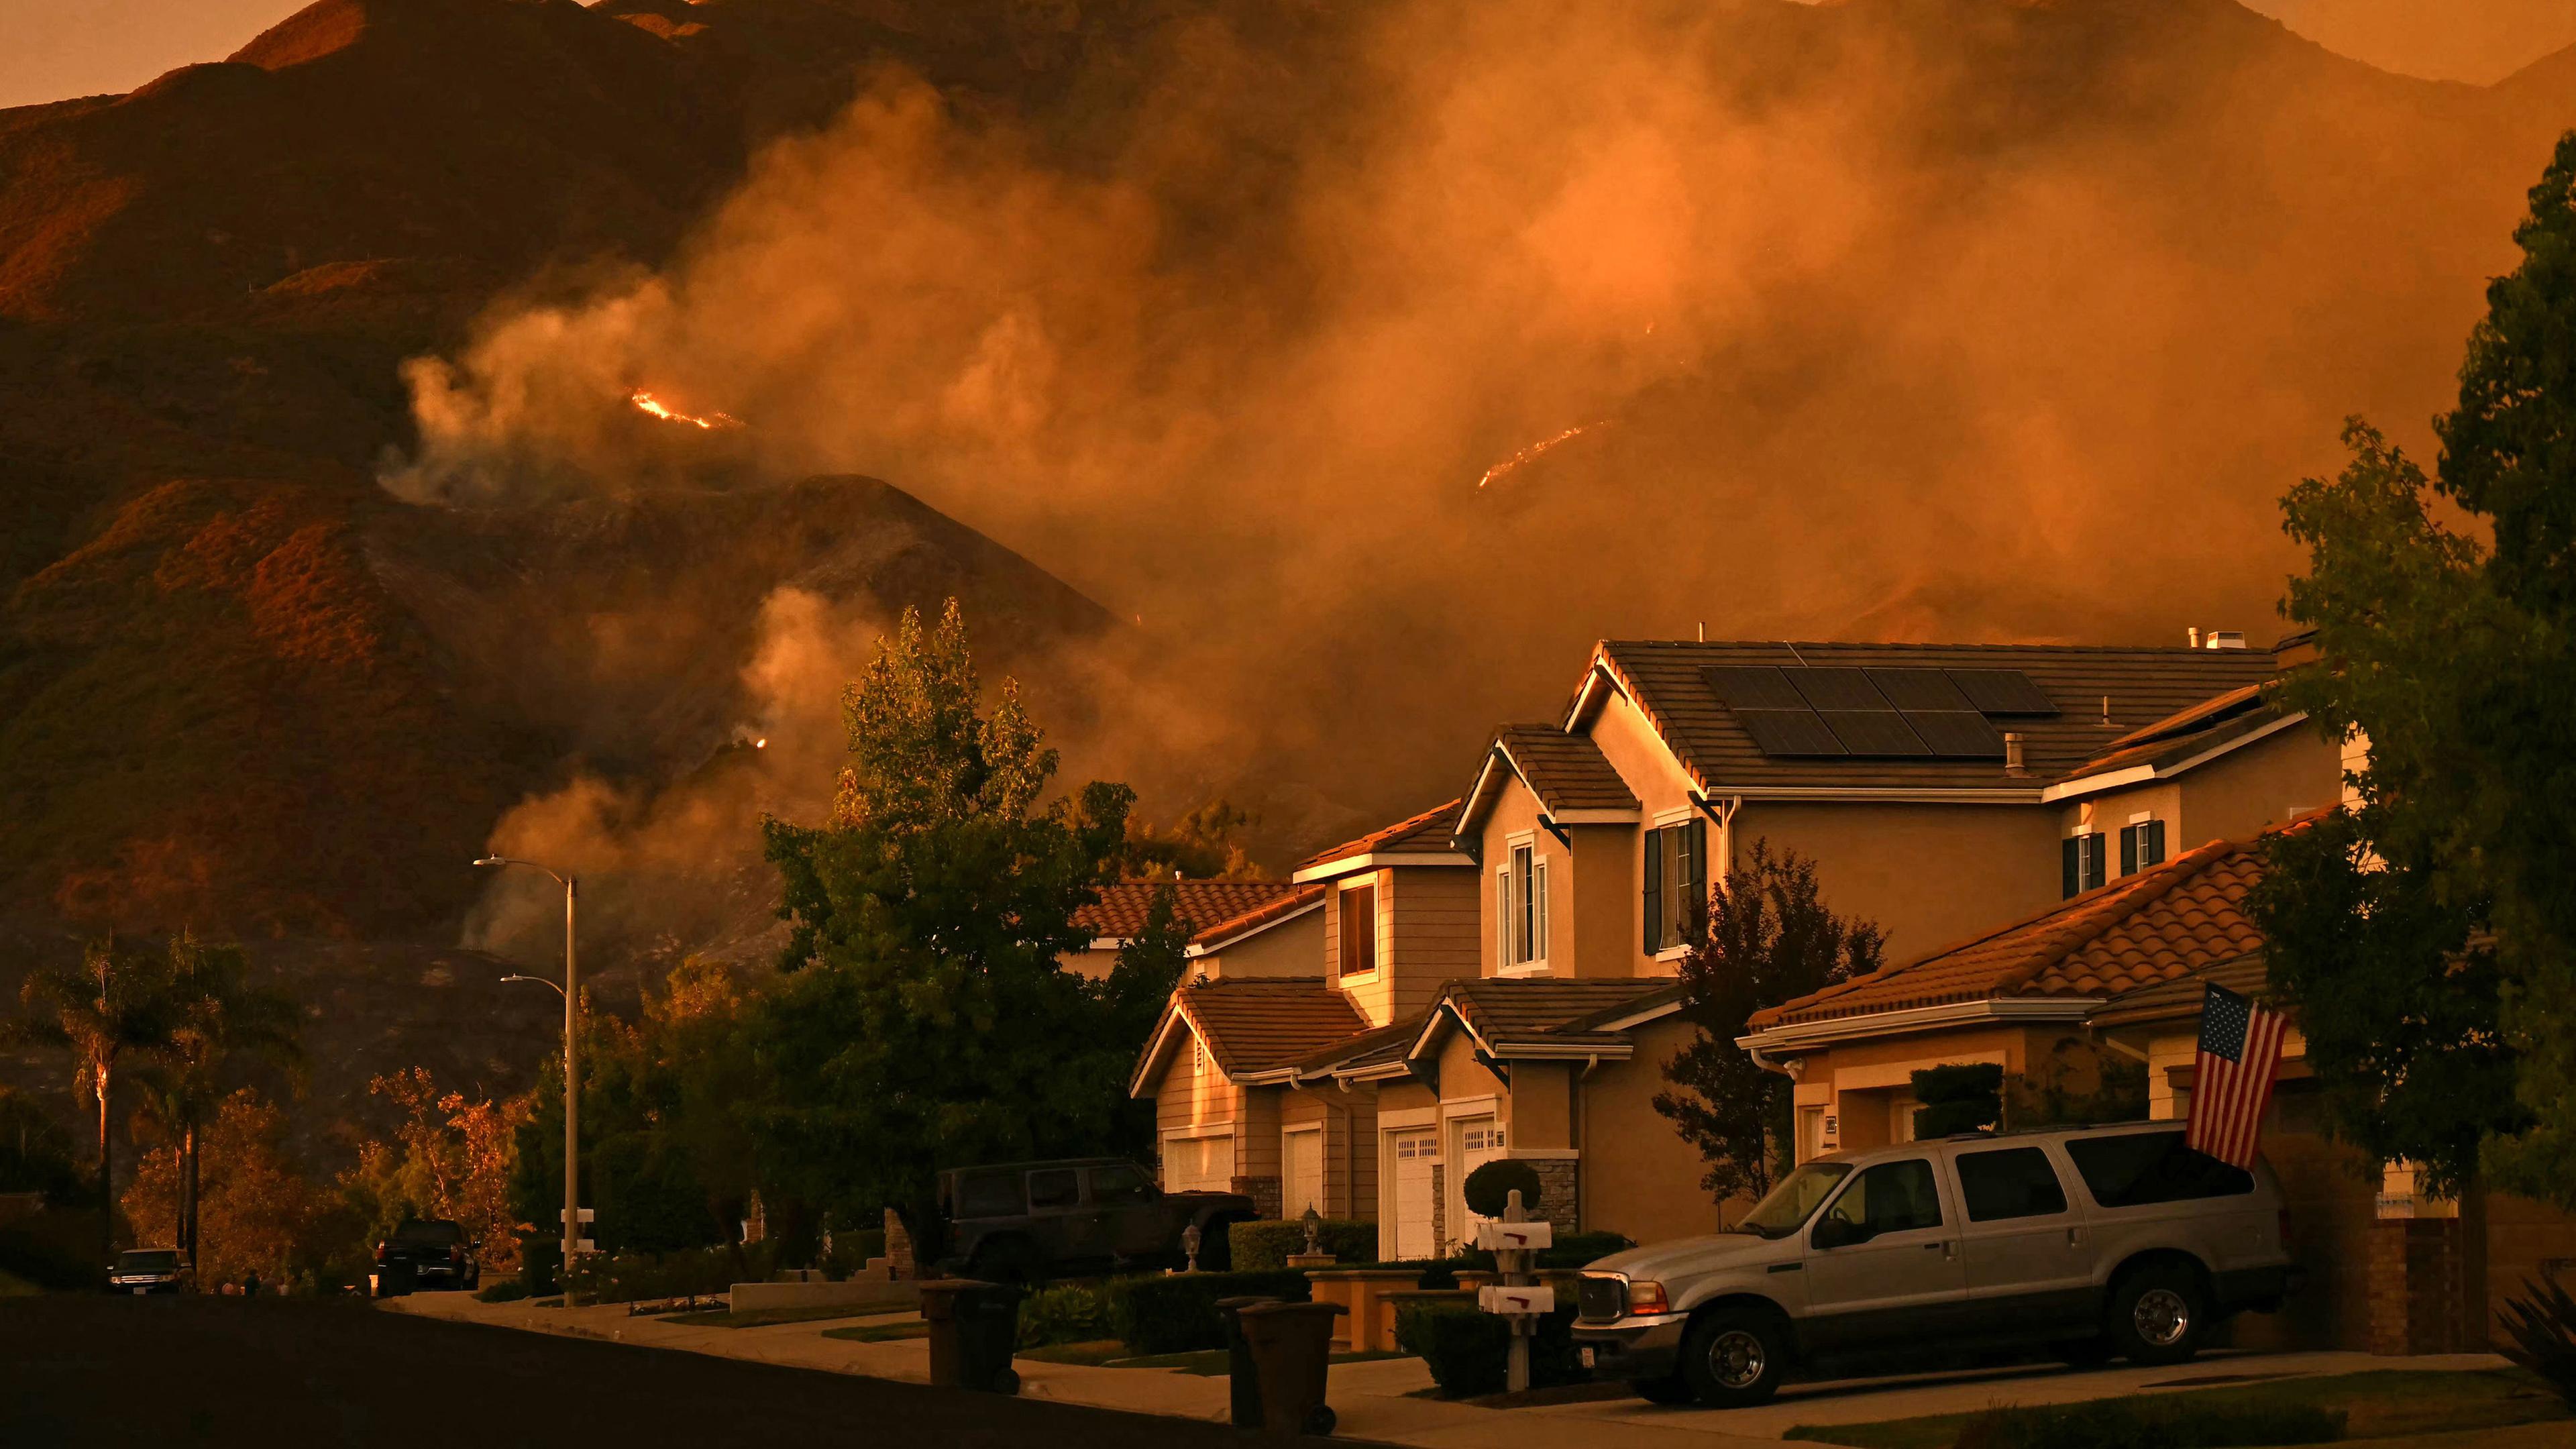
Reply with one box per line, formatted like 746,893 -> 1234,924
1576,1275 -> 1625,1322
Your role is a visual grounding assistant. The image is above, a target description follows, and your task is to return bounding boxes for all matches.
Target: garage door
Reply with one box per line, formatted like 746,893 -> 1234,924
1165,1132 -> 1236,1193
1389,1130 -> 1436,1260
1450,1117 -> 1505,1250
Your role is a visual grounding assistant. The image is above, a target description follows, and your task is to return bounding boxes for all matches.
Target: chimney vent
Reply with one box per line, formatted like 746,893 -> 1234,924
2187,627 -> 2200,648
2004,732 -> 2027,775
2204,630 -> 2247,650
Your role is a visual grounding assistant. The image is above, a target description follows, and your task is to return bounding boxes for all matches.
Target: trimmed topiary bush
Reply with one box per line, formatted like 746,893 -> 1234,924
1105,1270 -> 1313,1354
1462,1160 -> 1544,1218
1226,1218 -> 1378,1271
1950,1397 -> 2345,1449
1393,1301 -> 1589,1398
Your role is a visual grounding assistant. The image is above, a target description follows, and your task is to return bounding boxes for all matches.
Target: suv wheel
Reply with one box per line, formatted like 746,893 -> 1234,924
2108,1265 -> 2206,1366
1677,1309 -> 1787,1408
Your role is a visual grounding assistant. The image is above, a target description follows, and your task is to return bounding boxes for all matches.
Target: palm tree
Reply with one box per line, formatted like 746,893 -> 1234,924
6,939 -> 182,1267
150,934 -> 303,1264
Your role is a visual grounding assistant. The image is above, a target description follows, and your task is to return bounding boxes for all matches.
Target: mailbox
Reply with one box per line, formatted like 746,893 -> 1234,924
1472,1220 -> 1554,1252
1477,1284 -> 1555,1316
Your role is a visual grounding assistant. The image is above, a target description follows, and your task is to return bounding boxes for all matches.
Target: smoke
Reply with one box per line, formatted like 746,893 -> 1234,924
400,0 -> 2562,900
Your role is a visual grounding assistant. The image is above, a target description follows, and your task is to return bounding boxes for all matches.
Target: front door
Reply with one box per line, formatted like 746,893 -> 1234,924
1449,1116 -> 1505,1252
1951,1143 -> 2094,1328
1389,1130 -> 1436,1259
1283,1128 -> 1324,1220
1803,1155 -> 1966,1350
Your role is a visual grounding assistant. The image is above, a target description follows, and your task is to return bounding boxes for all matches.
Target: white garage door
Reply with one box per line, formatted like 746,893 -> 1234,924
1389,1129 -> 1436,1260
1450,1117 -> 1505,1250
1283,1128 -> 1324,1218
1165,1132 -> 1236,1193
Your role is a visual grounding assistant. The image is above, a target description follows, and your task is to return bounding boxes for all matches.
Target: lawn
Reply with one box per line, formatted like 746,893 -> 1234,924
666,1303 -> 918,1330
1785,1370 -> 2570,1449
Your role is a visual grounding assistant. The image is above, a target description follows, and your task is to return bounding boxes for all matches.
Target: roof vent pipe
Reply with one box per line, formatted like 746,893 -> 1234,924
2204,630 -> 2248,650
2188,627 -> 2200,648
2004,732 -> 2027,775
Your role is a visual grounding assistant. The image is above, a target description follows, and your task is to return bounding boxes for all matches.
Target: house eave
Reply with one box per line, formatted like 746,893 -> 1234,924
2040,711 -> 2310,803
1183,896 -> 1325,958
1291,851 -> 1476,883
1737,996 -> 2103,1054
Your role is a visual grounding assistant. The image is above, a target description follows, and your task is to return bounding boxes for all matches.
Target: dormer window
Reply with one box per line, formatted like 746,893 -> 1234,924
1499,841 -> 1549,972
1643,818 -> 1708,954
1339,880 -> 1379,978
2061,830 -> 2107,897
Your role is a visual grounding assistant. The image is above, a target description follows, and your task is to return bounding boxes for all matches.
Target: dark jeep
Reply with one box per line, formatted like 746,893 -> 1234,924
932,1158 -> 1255,1282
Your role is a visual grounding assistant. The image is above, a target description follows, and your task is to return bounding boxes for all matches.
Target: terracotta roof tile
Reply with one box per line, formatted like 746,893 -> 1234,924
1490,725 -> 1638,814
1297,800 -> 1465,871
1295,1017 -> 1419,1075
1441,977 -> 1680,1046
1076,880 -> 1303,941
1189,883 -> 1326,950
1175,977 -> 1368,1076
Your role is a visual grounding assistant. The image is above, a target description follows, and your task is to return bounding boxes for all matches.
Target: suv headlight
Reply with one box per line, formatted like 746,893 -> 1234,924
1627,1279 -> 1670,1315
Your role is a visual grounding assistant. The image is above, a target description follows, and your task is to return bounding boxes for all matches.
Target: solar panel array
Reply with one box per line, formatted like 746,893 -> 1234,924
1701,664 -> 2055,759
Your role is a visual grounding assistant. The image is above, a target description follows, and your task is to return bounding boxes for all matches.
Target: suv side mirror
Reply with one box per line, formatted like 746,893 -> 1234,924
1811,1216 -> 1870,1250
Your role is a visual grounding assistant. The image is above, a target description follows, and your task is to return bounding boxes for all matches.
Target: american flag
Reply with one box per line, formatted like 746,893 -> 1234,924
2188,982 -> 2288,1169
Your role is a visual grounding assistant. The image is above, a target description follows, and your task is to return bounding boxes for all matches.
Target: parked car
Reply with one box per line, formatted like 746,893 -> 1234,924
106,1248 -> 190,1295
1573,1122 -> 2300,1408
932,1157 -> 1256,1282
372,1217 -> 479,1296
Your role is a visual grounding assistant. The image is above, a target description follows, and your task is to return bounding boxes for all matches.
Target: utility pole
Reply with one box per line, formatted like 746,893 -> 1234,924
484,857 -> 582,1277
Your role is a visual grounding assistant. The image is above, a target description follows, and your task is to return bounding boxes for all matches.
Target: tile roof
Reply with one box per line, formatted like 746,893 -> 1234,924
1175,977 -> 1368,1077
1297,800 -> 1466,871
2063,688 -> 2300,780
1189,882 -> 1326,951
1075,880 -> 1304,941
1750,834 -> 2269,1028
1488,725 -> 1639,814
1589,641 -> 2284,794
1295,1018 -> 1419,1077
2088,952 -> 2271,1028
1437,977 -> 1682,1048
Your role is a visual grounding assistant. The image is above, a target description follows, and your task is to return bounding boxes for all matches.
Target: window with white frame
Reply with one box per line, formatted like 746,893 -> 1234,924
1498,842 -> 1548,970
1460,1123 -> 1505,1152
1643,817 -> 1708,953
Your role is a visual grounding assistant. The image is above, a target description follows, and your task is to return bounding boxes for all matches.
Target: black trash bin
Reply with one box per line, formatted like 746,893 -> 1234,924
1216,1294 -> 1284,1428
1237,1299 -> 1345,1436
920,1278 -> 1026,1395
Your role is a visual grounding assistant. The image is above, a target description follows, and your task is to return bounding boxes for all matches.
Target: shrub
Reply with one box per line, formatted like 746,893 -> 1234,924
1227,1218 -> 1377,1271
476,1277 -> 533,1303
1462,1160 -> 1544,1218
1456,1230 -> 1633,1273
2500,1274 -> 2576,1405
1105,1269 -> 1312,1354
1018,1282 -> 1114,1348
1913,1063 -> 2004,1138
562,1240 -> 776,1303
1951,1398 -> 2346,1449
1393,1301 -> 1589,1397
820,1225 -> 888,1280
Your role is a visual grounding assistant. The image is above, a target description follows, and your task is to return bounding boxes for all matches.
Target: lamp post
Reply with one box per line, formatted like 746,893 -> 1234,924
479,857 -> 580,1275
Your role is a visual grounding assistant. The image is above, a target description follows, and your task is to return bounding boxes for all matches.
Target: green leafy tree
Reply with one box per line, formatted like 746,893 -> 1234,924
1655,841 -> 1884,1203
6,940 -> 180,1263
755,600 -> 1136,1257
2265,131 -> 2576,1206
1104,885 -> 1192,1156
1120,802 -> 1263,879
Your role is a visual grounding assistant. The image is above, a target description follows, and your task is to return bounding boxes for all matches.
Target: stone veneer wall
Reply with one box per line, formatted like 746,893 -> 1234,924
1431,1165 -> 1446,1252
1235,1175 -> 1283,1222
883,1208 -> 916,1279
1529,1159 -> 1581,1235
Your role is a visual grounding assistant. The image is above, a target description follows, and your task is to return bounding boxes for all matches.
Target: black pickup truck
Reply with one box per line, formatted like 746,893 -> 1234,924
932,1158 -> 1255,1283
371,1217 -> 479,1296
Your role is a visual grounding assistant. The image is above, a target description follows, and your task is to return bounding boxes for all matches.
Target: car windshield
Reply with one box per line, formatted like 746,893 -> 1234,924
394,1220 -> 464,1245
1731,1163 -> 1852,1238
119,1250 -> 179,1273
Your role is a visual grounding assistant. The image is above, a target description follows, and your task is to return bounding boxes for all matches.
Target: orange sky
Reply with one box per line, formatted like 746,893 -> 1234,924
1,1 -> 2571,112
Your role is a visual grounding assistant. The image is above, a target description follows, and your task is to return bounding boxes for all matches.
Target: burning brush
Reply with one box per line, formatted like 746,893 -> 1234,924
628,388 -> 742,431
1474,420 -> 1609,489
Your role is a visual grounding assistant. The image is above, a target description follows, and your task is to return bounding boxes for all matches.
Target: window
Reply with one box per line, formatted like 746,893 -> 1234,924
1339,881 -> 1378,977
1642,818 -> 1709,953
1088,1163 -> 1155,1206
1192,1038 -> 1206,1076
1394,1134 -> 1436,1161
1737,1162 -> 1850,1238
1027,1169 -> 1081,1210
1955,1146 -> 2070,1222
953,1170 -> 1024,1219
1460,1124 -> 1505,1152
2061,832 -> 2107,897
1818,1158 -> 1944,1237
1503,843 -> 1549,969
2120,820 -> 2167,875
2063,1130 -> 2253,1208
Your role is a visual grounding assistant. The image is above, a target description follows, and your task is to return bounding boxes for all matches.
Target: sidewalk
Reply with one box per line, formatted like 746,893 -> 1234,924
384,1293 -> 2510,1448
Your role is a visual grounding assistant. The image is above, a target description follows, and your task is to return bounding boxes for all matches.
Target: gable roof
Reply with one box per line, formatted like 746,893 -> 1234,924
1129,977 -> 1370,1095
1456,724 -> 1641,839
1075,880 -> 1303,945
1408,977 -> 1684,1063
1746,833 -> 2270,1035
2048,688 -> 2307,796
1292,799 -> 1471,881
1189,882 -> 1326,954
1572,640 -> 2284,798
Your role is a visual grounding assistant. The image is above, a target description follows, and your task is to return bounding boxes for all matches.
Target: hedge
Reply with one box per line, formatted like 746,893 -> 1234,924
1227,1218 -> 1377,1271
1105,1270 -> 1313,1354
1952,1398 -> 2346,1449
1393,1301 -> 1589,1398
1456,1230 -> 1633,1272
1017,1282 -> 1114,1348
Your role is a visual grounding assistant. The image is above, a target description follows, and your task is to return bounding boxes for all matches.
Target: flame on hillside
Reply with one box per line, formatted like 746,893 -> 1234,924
628,388 -> 741,430
1474,421 -> 1607,489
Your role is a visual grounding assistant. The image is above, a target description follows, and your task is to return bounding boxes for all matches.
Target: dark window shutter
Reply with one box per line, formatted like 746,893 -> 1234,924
2119,826 -> 2137,877
2146,820 -> 2166,867
2086,834 -> 2108,891
2061,837 -> 2081,898
1642,828 -> 1664,953
1685,818 -> 1708,910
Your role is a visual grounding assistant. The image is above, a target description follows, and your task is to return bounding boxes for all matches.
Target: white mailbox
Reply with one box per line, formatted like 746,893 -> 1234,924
1472,1220 -> 1554,1252
1477,1284 -> 1556,1316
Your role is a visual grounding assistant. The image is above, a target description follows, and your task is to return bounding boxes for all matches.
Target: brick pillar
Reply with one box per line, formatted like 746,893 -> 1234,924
883,1207 -> 916,1280
1234,1176 -> 1283,1221
1430,1165 -> 1446,1252
2369,1218 -> 2471,1354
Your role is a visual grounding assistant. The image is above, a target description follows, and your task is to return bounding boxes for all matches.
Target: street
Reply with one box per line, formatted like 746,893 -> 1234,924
0,1295 -> 1283,1448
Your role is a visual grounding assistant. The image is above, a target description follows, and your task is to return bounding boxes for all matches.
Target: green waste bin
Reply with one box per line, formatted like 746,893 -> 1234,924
1238,1299 -> 1345,1436
1217,1294 -> 1284,1428
920,1277 -> 1024,1395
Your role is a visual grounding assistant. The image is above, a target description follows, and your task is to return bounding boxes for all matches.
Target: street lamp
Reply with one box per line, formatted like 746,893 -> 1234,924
479,856 -> 581,1275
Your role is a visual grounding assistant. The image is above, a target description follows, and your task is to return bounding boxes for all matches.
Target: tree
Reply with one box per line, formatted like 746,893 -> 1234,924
7,939 -> 180,1264
1120,802 -> 1263,879
123,1089 -> 319,1289
344,1067 -> 529,1271
129,934 -> 303,1264
1104,885 -> 1192,1156
755,599 -> 1136,1251
0,1087 -> 83,1203
2265,131 -> 2576,1207
1654,841 -> 1884,1203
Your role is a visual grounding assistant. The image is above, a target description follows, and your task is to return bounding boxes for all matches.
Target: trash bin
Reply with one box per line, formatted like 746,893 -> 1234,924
1237,1299 -> 1345,1436
1216,1294 -> 1284,1428
919,1277 -> 1025,1395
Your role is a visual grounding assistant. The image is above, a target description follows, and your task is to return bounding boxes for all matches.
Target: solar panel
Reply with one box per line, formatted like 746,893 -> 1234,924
1819,710 -> 1933,757
1947,668 -> 2058,716
1701,665 -> 1809,711
1866,667 -> 1974,712
1735,709 -> 1847,756
1787,667 -> 1896,713
1904,710 -> 2007,759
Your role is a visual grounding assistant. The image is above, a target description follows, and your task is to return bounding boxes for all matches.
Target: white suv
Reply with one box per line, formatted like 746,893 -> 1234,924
1571,1123 -> 2299,1408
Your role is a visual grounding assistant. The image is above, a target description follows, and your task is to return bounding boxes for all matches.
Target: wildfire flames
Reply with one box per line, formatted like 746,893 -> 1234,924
1474,421 -> 1607,489
628,388 -> 742,430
